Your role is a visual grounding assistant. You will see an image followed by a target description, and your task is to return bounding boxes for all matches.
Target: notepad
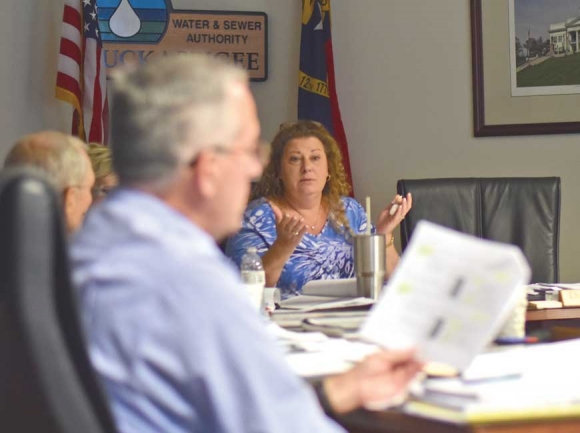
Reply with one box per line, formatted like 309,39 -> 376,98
302,278 -> 357,297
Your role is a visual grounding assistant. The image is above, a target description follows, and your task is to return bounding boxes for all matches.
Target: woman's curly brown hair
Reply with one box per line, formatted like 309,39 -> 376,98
252,120 -> 353,235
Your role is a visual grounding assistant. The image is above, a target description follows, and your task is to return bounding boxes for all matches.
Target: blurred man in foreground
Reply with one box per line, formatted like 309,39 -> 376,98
71,53 -> 422,433
4,131 -> 94,233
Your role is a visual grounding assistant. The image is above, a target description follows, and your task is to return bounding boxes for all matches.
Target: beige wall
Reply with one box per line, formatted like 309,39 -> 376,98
0,0 -> 70,146
2,0 -> 579,281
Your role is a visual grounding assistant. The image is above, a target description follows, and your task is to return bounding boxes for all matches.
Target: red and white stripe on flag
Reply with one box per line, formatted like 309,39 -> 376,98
55,0 -> 108,144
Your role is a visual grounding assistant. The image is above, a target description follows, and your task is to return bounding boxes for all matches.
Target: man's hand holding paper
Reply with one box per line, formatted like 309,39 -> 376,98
323,349 -> 423,414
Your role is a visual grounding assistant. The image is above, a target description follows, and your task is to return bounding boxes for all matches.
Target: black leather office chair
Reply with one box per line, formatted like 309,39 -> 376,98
0,168 -> 117,432
397,177 -> 561,283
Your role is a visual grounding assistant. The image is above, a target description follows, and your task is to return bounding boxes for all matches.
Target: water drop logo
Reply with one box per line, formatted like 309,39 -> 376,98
97,0 -> 168,43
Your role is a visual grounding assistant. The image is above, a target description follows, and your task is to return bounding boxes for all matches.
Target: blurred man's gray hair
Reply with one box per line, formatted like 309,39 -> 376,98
110,53 -> 248,190
4,131 -> 90,191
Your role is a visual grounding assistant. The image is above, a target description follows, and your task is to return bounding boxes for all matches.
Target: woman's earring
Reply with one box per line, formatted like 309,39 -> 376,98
326,175 -> 331,181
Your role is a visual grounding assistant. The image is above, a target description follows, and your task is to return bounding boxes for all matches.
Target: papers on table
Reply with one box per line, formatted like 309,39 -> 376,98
278,278 -> 372,312
531,282 -> 580,290
271,310 -> 367,329
284,338 -> 379,378
360,221 -> 531,371
266,321 -> 378,378
279,295 -> 374,312
405,340 -> 580,424
302,278 -> 357,297
460,347 -> 525,382
301,314 -> 367,337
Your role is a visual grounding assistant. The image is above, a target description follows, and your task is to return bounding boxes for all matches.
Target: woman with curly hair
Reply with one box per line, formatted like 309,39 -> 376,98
226,120 -> 411,298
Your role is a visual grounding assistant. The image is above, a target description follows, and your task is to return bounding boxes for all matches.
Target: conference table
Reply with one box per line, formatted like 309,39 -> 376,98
526,305 -> 580,335
274,306 -> 580,433
526,306 -> 580,322
337,409 -> 580,432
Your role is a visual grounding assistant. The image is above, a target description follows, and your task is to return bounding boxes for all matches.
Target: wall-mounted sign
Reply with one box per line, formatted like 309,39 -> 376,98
97,0 -> 268,81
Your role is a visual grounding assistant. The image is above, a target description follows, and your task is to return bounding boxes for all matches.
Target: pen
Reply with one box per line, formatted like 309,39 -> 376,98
494,336 -> 538,345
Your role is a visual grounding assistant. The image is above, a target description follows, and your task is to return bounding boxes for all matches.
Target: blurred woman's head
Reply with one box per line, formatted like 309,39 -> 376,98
87,143 -> 118,203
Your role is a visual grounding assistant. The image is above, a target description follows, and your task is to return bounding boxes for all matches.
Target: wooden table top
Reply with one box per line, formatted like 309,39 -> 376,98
338,408 -> 580,433
526,306 -> 580,322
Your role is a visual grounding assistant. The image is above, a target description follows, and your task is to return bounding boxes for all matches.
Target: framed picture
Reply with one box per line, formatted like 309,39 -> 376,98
471,0 -> 580,136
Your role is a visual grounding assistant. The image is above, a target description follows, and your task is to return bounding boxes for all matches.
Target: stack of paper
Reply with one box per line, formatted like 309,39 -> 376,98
279,295 -> 373,312
266,321 -> 378,378
404,340 -> 580,424
271,310 -> 367,330
278,278 -> 374,312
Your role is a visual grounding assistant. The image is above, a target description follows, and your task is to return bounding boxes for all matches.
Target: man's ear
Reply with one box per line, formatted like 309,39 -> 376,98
63,186 -> 76,225
193,152 -> 219,198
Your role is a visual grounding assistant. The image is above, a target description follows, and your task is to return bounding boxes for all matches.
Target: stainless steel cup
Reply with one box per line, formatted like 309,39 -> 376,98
354,234 -> 386,300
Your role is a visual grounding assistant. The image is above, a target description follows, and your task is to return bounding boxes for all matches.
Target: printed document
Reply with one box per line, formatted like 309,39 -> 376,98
360,221 -> 530,370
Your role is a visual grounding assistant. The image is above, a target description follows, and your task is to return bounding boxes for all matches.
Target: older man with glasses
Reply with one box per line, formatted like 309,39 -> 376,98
71,53 -> 421,433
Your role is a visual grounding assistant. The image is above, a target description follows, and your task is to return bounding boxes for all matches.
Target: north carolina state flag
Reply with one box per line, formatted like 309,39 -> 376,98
298,0 -> 352,192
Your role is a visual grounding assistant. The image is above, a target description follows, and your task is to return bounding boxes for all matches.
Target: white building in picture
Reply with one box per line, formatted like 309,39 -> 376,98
549,16 -> 580,54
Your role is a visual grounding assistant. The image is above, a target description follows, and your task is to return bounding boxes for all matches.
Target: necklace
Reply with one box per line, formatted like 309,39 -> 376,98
284,201 -> 322,230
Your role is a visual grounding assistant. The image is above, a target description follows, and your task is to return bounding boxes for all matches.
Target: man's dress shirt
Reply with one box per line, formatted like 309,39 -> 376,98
71,189 -> 344,433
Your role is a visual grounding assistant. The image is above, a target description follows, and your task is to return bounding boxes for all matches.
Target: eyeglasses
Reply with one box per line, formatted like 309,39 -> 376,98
189,139 -> 271,167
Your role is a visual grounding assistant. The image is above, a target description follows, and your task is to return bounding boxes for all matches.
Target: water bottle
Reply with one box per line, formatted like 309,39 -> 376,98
240,247 -> 266,312
240,247 -> 266,287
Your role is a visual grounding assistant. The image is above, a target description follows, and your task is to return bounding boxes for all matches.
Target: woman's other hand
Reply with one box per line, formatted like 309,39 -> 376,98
376,193 -> 412,237
270,202 -> 307,251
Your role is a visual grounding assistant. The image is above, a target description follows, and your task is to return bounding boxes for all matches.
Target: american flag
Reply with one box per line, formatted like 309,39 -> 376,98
56,0 -> 108,144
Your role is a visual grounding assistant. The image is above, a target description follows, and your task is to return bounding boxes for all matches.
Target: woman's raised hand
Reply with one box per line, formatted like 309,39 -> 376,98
376,193 -> 412,237
270,202 -> 307,251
